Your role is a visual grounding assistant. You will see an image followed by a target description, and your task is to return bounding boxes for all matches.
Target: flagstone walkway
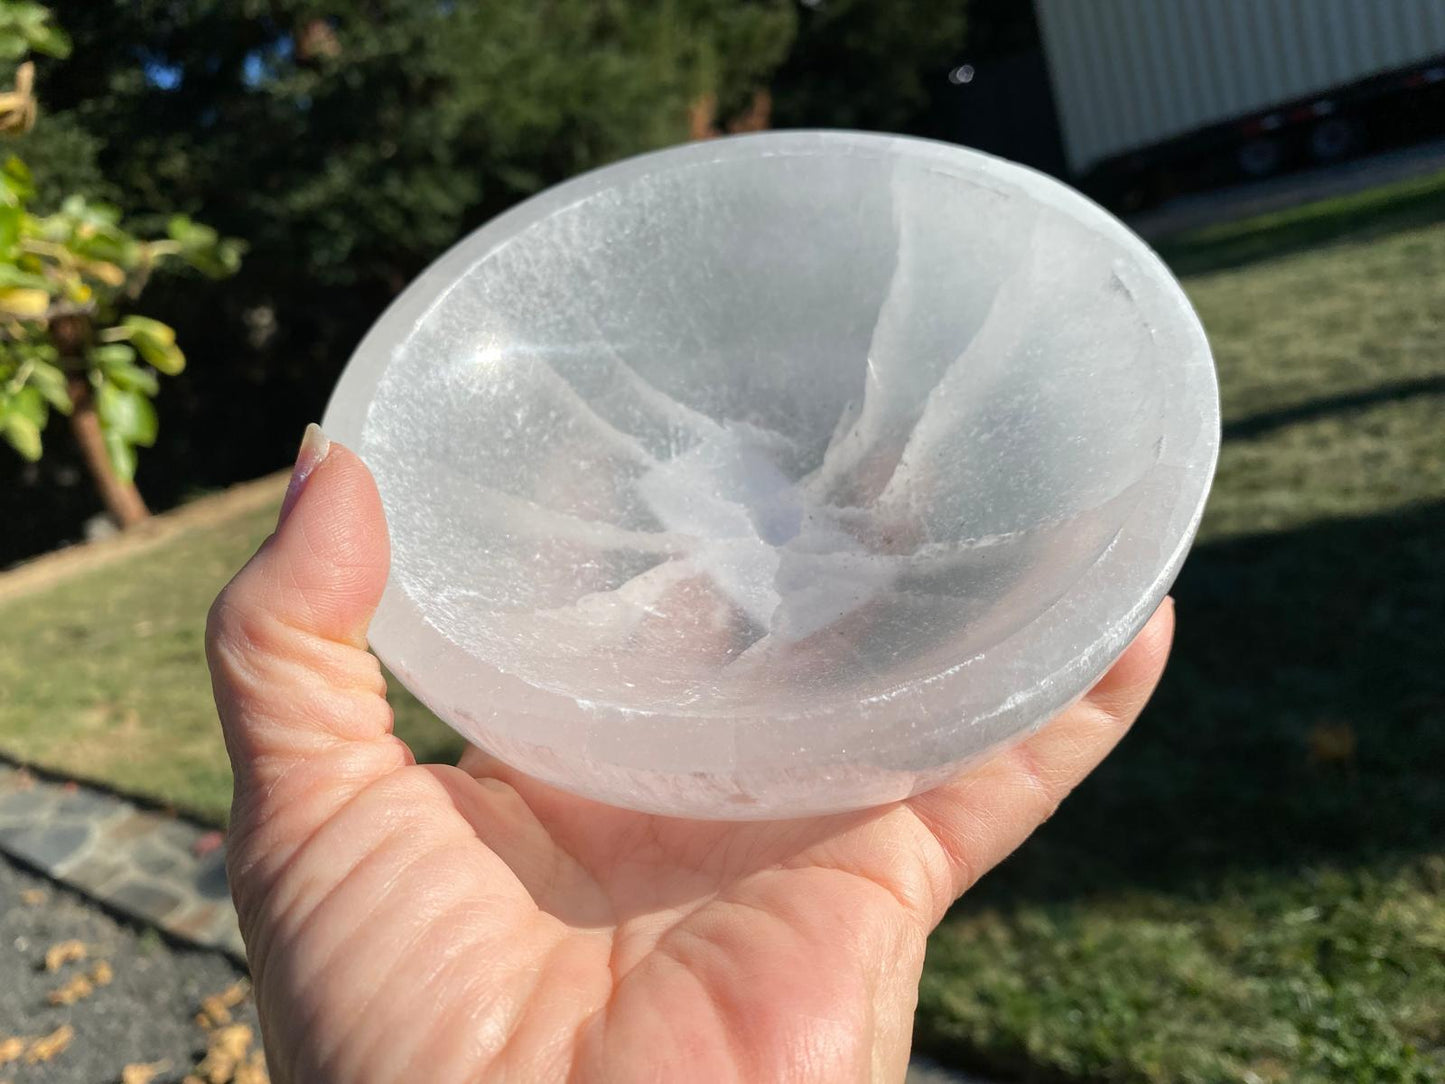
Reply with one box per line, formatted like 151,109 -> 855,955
0,762 -> 243,960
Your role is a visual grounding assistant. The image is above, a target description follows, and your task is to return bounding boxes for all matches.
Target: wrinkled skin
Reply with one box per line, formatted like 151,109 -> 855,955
207,441 -> 1173,1083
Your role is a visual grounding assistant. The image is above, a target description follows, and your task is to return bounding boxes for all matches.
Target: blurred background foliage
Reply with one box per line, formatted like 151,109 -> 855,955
0,0 -> 243,529
3,0 -> 1021,565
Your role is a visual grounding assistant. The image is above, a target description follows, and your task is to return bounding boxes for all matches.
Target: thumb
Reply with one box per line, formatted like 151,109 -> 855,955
206,424 -> 411,854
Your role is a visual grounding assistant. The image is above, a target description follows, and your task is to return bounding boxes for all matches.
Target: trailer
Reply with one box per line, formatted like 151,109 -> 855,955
1033,0 -> 1445,206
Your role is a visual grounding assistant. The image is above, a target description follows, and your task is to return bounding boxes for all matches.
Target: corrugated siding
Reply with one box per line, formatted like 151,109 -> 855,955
1036,0 -> 1445,173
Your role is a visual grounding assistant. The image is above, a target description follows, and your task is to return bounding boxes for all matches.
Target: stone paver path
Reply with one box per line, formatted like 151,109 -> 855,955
0,762 -> 242,959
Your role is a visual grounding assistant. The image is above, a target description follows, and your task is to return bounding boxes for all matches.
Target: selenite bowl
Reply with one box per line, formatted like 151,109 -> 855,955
322,130 -> 1219,819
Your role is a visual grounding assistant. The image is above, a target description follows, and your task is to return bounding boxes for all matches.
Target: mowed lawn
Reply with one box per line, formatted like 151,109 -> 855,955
0,499 -> 463,819
2,176 -> 1444,1082
919,181 -> 1445,1082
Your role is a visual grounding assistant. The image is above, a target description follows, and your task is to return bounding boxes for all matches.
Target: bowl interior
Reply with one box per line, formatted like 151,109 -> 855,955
350,140 -> 1170,719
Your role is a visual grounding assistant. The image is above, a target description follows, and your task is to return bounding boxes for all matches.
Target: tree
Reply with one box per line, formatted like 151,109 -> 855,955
771,0 -> 969,134
42,2 -> 794,290
2,1 -> 791,547
0,1 -> 241,526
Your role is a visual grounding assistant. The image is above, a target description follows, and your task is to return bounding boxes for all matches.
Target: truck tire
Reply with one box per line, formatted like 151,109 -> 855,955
1238,137 -> 1284,178
1309,117 -> 1360,163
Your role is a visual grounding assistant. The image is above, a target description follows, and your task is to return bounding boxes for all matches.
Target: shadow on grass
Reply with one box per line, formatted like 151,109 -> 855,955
1157,171 -> 1445,277
1222,375 -> 1445,441
962,498 -> 1445,909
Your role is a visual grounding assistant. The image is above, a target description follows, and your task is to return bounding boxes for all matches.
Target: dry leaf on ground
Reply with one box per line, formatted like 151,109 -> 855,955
121,1061 -> 171,1084
198,981 -> 249,1028
197,999 -> 230,1028
43,939 -> 87,971
0,1037 -> 25,1064
209,1024 -> 252,1061
90,960 -> 114,986
232,1049 -> 269,1084
24,1024 -> 74,1063
46,974 -> 94,1006
216,981 -> 249,1008
194,1023 -> 253,1084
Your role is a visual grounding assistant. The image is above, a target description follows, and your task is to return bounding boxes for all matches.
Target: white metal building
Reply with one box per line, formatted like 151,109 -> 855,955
1035,0 -> 1445,175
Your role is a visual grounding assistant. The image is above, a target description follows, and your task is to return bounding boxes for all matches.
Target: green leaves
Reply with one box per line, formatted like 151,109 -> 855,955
0,260 -> 47,288
0,339 -> 67,460
0,5 -> 240,485
0,1 -> 71,60
168,214 -> 245,279
0,154 -> 31,201
26,353 -> 68,410
38,192 -> 137,269
58,192 -> 120,228
96,378 -> 157,446
0,160 -> 30,249
1,402 -> 39,457
117,315 -> 184,375
95,374 -> 158,482
89,342 -> 157,395
102,424 -> 135,481
79,321 -> 181,479
0,203 -> 22,253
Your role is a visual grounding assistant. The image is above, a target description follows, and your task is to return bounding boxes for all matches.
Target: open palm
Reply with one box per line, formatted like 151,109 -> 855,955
208,435 -> 1173,1083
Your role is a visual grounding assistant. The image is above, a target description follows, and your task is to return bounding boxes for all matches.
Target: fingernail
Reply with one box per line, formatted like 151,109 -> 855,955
278,423 -> 331,525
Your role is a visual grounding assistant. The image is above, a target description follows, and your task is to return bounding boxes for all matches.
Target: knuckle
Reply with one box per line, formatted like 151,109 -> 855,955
1006,737 -> 1072,813
207,591 -> 285,670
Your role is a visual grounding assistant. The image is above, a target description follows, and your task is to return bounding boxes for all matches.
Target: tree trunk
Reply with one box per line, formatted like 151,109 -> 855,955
53,309 -> 150,529
690,87 -> 773,141
54,307 -> 153,531
67,376 -> 150,528
688,92 -> 718,141
726,88 -> 773,134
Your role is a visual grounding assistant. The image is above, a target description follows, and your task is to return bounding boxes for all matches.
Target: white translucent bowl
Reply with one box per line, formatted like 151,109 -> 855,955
323,131 -> 1219,819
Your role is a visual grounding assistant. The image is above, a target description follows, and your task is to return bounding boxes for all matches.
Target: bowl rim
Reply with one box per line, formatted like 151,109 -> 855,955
323,129 -> 1220,777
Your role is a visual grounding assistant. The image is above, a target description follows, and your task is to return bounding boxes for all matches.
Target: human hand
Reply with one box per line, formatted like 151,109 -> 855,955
207,427 -> 1174,1083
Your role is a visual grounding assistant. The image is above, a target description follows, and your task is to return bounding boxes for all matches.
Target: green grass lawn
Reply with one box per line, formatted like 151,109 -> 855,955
2,178 -> 1444,1081
917,188 -> 1445,1082
0,502 -> 461,821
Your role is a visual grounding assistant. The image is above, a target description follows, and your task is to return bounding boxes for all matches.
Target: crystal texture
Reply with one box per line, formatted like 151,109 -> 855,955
322,131 -> 1219,819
